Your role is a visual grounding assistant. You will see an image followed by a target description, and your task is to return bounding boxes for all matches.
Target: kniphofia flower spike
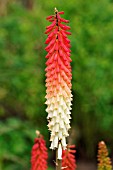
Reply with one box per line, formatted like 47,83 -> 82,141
97,141 -> 112,170
31,131 -> 48,170
62,145 -> 77,170
45,8 -> 72,159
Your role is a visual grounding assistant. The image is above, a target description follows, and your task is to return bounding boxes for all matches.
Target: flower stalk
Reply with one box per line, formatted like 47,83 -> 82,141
56,148 -> 62,170
45,8 -> 72,165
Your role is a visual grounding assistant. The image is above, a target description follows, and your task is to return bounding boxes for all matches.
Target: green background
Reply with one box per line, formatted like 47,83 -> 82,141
0,0 -> 113,169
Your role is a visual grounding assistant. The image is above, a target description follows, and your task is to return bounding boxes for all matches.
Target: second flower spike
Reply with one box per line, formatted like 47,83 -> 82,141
45,8 -> 72,157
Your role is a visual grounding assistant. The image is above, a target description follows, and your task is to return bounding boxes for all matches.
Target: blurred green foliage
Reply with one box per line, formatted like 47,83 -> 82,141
0,0 -> 113,169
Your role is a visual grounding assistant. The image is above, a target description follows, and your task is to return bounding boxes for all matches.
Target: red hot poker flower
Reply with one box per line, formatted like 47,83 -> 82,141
62,145 -> 77,170
31,131 -> 48,170
45,8 -> 72,158
97,141 -> 112,170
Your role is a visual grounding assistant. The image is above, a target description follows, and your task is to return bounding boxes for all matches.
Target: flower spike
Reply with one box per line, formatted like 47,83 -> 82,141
45,8 -> 72,158
30,131 -> 48,170
62,145 -> 77,170
97,141 -> 112,170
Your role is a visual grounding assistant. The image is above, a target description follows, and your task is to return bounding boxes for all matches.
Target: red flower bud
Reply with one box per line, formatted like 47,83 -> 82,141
58,11 -> 65,15
31,133 -> 48,170
62,145 -> 77,170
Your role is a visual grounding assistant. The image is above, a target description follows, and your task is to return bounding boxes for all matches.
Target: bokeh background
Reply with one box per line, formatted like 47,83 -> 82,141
0,0 -> 113,169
